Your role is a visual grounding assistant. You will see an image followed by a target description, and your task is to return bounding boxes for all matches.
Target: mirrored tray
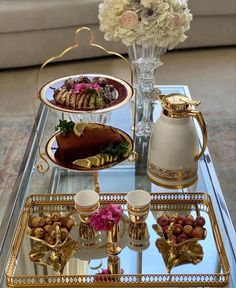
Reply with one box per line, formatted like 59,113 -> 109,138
39,74 -> 134,114
45,126 -> 133,171
5,192 -> 230,287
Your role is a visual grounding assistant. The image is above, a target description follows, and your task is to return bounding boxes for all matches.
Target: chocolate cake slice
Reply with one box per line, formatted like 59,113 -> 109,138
56,123 -> 124,163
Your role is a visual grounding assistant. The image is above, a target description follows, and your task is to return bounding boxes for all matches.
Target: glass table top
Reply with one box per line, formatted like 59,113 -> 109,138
0,85 -> 235,287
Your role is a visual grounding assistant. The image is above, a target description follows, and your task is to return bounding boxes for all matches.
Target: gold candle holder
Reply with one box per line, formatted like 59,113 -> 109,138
106,224 -> 122,255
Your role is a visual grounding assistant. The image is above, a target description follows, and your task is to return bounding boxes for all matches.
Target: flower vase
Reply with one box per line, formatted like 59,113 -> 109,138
106,223 -> 121,255
128,42 -> 166,137
99,0 -> 192,135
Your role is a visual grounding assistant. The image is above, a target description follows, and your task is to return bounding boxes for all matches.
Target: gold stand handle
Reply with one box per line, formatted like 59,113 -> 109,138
128,151 -> 139,162
36,152 -> 50,174
33,27 -> 136,173
36,26 -> 133,95
189,110 -> 208,161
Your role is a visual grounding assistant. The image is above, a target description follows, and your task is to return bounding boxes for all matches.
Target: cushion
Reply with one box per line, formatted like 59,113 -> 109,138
188,0 -> 236,16
0,0 -> 101,33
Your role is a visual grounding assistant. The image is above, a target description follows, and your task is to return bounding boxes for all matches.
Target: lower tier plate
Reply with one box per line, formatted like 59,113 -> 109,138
45,126 -> 133,171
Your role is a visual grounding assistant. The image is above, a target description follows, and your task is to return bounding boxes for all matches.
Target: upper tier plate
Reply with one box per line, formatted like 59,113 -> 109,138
39,74 -> 134,114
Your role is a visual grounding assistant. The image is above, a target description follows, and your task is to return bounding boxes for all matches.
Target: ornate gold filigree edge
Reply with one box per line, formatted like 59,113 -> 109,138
5,192 -> 230,287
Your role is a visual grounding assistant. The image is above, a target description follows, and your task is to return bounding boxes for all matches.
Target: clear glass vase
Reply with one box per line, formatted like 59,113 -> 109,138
69,112 -> 111,124
128,42 -> 166,137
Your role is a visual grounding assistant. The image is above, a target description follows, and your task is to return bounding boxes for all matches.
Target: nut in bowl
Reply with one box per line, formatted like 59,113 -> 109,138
27,211 -> 77,248
153,213 -> 207,273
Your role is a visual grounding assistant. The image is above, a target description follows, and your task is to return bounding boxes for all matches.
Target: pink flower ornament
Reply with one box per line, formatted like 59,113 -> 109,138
90,204 -> 123,231
73,83 -> 101,93
119,10 -> 139,30
173,13 -> 181,28
94,268 -> 124,282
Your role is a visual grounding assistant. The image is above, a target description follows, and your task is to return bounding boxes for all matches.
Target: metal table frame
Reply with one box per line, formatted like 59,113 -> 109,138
0,85 -> 235,287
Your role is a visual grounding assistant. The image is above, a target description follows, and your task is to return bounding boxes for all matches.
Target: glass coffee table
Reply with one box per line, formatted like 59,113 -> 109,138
0,86 -> 235,287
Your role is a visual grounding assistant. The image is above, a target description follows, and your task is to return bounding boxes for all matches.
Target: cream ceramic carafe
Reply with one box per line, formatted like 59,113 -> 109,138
147,93 -> 207,188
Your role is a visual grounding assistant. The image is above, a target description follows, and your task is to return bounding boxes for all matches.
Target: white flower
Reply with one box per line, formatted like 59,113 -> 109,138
141,0 -> 163,8
98,0 -> 192,49
155,2 -> 169,13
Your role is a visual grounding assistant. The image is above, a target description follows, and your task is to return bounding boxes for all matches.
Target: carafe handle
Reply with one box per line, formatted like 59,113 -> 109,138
189,110 -> 208,161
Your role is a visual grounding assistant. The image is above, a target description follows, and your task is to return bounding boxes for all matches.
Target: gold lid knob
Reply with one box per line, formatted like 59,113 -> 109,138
159,93 -> 201,114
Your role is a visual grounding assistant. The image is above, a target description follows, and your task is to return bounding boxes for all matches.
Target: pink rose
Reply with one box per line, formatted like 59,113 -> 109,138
173,13 -> 181,28
119,10 -> 138,30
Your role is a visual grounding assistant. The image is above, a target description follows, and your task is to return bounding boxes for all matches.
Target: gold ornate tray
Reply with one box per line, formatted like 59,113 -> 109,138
39,74 -> 134,114
45,126 -> 133,171
5,192 -> 230,287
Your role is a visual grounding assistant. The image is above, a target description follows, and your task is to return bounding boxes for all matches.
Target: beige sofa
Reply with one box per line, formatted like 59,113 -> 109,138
0,0 -> 235,69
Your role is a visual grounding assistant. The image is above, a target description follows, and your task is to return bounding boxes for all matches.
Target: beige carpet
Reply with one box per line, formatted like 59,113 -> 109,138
0,47 -> 235,228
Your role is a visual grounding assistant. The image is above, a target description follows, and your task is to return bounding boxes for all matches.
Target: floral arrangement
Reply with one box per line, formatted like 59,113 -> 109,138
90,204 -> 123,231
98,0 -> 192,49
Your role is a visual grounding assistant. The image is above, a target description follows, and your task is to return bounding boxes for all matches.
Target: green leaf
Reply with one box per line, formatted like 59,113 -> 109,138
55,119 -> 75,136
85,88 -> 96,94
101,142 -> 129,160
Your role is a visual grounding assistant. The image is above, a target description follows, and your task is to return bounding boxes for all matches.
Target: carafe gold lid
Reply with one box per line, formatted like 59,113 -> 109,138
158,93 -> 201,117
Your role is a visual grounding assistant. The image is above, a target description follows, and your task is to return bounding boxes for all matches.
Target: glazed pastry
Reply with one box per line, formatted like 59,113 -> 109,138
56,123 -> 123,162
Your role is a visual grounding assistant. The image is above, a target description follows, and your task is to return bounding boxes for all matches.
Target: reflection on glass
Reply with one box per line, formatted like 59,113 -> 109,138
78,222 -> 100,248
127,222 -> 150,252
69,112 -> 111,124
108,255 -> 121,274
